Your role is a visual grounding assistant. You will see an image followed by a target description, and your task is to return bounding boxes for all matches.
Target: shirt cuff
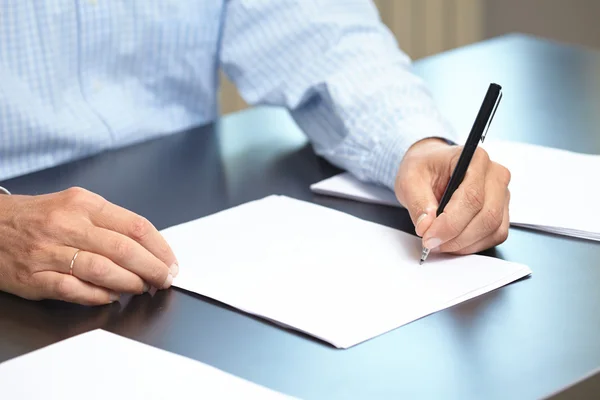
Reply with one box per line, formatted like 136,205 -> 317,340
366,114 -> 457,190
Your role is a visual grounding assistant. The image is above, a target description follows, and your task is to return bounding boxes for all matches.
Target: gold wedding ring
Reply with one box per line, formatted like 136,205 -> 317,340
69,249 -> 80,275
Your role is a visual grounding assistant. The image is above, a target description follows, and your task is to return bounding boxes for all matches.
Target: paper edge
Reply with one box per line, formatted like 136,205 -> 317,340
170,195 -> 533,350
333,265 -> 532,349
0,329 -> 297,398
311,174 -> 599,241
310,174 -> 401,208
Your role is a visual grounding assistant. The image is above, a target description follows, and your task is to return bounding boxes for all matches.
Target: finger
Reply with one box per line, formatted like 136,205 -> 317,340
422,148 -> 490,249
61,247 -> 148,294
90,201 -> 178,276
32,270 -> 119,306
395,173 -> 439,237
438,167 -> 509,253
449,190 -> 510,255
75,227 -> 173,289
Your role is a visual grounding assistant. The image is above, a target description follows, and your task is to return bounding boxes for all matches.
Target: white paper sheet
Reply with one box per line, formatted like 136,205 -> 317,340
0,329 -> 293,399
310,140 -> 600,241
311,172 -> 401,208
162,195 -> 531,349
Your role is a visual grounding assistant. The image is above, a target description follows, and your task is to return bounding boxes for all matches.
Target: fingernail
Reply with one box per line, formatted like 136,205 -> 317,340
424,237 -> 442,250
162,273 -> 173,289
416,213 -> 428,227
169,263 -> 179,278
142,283 -> 150,293
109,292 -> 120,302
415,213 -> 428,235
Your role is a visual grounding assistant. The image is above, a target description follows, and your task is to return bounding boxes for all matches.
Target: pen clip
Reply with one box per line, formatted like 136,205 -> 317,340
481,91 -> 502,143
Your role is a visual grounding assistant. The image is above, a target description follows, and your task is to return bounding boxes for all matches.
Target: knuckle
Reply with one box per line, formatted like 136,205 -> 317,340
474,147 -> 490,164
463,184 -> 485,212
497,164 -> 512,186
62,186 -> 105,212
88,193 -> 108,214
90,287 -> 107,305
130,216 -> 152,242
130,278 -> 146,294
148,264 -> 166,286
496,225 -> 510,243
112,238 -> 133,260
445,216 -> 462,237
87,256 -> 110,280
484,207 -> 504,232
62,186 -> 90,204
159,244 -> 174,264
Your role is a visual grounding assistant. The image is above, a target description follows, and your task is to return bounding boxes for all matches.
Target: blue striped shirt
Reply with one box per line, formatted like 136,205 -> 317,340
0,0 -> 455,189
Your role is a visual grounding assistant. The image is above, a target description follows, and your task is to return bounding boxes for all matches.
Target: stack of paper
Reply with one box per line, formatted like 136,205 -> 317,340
485,141 -> 600,240
161,195 -> 531,349
311,171 -> 400,207
0,329 -> 292,399
311,140 -> 600,241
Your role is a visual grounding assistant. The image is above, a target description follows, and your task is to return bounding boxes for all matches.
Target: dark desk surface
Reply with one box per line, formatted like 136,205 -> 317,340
1,34 -> 600,399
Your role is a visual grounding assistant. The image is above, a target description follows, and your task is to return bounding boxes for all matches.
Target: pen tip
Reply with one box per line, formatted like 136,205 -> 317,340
419,259 -> 424,265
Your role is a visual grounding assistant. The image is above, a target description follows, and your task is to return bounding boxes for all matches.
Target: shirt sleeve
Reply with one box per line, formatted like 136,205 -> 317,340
219,0 -> 457,190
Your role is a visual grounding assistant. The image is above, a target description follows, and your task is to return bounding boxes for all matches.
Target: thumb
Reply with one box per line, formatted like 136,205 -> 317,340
396,176 -> 438,237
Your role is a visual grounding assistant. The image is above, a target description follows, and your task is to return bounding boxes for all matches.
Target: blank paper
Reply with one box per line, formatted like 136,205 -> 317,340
484,140 -> 600,240
311,140 -> 600,241
162,196 -> 531,349
311,171 -> 400,207
0,329 -> 293,399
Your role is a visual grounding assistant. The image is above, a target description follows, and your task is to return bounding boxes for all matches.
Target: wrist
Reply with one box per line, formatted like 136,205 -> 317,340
407,137 -> 451,154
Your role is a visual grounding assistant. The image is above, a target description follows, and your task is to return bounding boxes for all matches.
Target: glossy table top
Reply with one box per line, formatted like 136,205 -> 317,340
1,34 -> 600,399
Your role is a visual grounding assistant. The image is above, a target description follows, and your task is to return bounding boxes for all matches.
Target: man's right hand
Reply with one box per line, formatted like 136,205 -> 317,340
0,187 -> 178,306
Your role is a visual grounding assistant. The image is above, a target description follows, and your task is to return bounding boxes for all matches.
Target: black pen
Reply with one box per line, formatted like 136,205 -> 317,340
420,83 -> 503,265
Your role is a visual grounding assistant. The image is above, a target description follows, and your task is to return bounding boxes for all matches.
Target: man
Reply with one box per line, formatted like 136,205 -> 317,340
0,1 -> 511,305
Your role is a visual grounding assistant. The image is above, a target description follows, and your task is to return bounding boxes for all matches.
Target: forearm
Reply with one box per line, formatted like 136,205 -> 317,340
220,0 -> 456,189
289,64 -> 456,189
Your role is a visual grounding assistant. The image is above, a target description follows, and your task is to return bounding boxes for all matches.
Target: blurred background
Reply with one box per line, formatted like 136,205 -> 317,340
220,0 -> 600,114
